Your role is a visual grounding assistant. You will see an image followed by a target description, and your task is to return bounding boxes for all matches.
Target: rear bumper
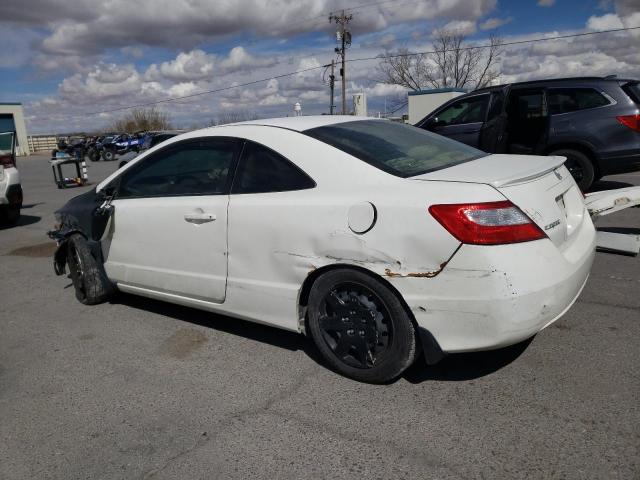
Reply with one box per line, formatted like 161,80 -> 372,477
0,168 -> 22,206
391,217 -> 596,353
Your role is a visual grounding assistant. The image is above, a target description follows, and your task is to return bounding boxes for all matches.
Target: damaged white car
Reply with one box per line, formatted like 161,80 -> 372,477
49,117 -> 637,383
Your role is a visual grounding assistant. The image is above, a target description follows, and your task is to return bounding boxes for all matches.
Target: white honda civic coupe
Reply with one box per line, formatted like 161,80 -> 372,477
50,116 -> 596,383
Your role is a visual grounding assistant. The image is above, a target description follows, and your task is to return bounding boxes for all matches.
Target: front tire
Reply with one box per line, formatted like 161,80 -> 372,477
307,269 -> 417,383
551,149 -> 595,191
67,234 -> 113,305
102,150 -> 115,162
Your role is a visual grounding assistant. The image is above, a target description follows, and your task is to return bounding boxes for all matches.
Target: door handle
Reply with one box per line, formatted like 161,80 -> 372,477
184,212 -> 216,224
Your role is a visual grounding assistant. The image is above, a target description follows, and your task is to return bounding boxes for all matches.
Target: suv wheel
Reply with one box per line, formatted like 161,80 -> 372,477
551,149 -> 595,191
307,269 -> 417,383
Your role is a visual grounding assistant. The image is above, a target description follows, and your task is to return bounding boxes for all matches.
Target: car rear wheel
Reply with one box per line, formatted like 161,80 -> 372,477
307,269 -> 417,383
551,149 -> 595,191
67,234 -> 113,305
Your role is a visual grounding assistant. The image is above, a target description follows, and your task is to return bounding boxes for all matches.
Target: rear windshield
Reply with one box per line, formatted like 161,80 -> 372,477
304,120 -> 486,178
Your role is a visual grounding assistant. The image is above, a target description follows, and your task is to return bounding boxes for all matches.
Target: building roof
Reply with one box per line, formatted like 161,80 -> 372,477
408,88 -> 467,96
0,102 -> 23,106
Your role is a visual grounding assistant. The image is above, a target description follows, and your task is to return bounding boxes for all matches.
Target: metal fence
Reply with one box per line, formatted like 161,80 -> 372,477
27,135 -> 58,153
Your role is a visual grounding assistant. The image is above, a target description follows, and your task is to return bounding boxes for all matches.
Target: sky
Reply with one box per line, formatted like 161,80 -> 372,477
0,0 -> 639,134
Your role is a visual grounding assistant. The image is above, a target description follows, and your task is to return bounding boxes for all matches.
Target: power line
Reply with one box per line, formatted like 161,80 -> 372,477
76,26 -> 639,117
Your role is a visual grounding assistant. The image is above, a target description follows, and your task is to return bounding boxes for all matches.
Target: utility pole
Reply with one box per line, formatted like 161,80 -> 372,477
329,59 -> 336,115
329,10 -> 352,115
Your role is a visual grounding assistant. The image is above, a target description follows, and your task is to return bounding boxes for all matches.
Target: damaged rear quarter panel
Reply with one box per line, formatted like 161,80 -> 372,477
220,127 -> 506,332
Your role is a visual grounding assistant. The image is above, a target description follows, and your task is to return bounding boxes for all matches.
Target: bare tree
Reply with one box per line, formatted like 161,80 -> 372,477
378,31 -> 502,92
209,110 -> 260,126
110,107 -> 172,132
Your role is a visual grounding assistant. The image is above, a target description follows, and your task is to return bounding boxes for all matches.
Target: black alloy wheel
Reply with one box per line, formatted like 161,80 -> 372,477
65,234 -> 113,305
318,282 -> 392,369
307,269 -> 417,383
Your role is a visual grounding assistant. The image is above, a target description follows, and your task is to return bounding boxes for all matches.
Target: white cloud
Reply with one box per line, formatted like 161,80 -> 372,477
587,13 -> 624,30
537,0 -> 555,6
479,17 -> 513,30
433,20 -> 477,37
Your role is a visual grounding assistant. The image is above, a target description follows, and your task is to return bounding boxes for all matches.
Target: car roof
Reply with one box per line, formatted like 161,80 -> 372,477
473,76 -> 639,93
213,115 -> 383,132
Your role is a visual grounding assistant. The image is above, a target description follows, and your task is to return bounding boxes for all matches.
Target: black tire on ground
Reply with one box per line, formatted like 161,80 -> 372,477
551,149 -> 595,191
102,150 -> 115,161
0,205 -> 20,226
307,269 -> 417,383
87,148 -> 98,161
66,234 -> 113,305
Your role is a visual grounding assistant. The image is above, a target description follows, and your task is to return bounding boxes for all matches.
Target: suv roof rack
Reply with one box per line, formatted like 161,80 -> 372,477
473,75 -> 639,93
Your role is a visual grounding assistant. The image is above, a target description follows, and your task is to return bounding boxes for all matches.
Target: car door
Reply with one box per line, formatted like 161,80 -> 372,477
424,94 -> 490,148
103,137 -> 240,303
480,86 -> 510,153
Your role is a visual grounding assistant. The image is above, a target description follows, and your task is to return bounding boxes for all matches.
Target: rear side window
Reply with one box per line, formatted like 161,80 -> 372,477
548,88 -> 610,115
622,82 -> 640,104
305,120 -> 486,178
508,90 -> 545,119
232,141 -> 315,194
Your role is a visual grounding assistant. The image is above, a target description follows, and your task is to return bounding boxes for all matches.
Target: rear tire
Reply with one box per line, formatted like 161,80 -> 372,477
307,269 -> 417,383
0,205 -> 20,226
551,149 -> 595,191
67,234 -> 113,305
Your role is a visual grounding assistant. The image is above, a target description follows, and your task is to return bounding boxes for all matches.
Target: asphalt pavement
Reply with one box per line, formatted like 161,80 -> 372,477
1,153 -> 638,479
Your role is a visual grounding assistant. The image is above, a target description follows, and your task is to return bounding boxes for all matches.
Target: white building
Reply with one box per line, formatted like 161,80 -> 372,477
353,93 -> 367,117
0,103 -> 29,156
407,88 -> 466,125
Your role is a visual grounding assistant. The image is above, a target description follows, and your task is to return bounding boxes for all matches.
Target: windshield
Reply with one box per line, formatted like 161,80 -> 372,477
304,120 -> 486,177
0,131 -> 15,154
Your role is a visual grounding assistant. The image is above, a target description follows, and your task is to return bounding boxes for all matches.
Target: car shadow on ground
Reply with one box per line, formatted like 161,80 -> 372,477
587,179 -> 634,192
402,338 -> 533,384
112,292 -> 532,384
0,214 -> 41,230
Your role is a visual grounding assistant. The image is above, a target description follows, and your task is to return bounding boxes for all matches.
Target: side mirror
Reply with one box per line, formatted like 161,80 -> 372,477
118,160 -> 128,169
432,117 -> 446,128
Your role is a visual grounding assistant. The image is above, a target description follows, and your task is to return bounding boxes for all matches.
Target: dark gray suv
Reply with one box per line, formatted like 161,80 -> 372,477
416,76 -> 640,190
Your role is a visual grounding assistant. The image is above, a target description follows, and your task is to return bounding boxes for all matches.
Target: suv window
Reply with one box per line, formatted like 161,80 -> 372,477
117,139 -> 237,198
232,141 -> 315,194
305,120 -> 486,178
548,88 -> 610,115
436,95 -> 489,126
508,90 -> 546,119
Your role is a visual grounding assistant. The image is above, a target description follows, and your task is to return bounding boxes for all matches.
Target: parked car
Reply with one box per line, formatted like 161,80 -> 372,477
50,116 -> 599,383
101,133 -> 145,161
143,130 -> 184,150
415,76 -> 640,190
0,131 -> 22,225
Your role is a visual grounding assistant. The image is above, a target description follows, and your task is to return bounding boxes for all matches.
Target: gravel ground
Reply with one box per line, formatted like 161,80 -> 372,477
1,153 -> 638,479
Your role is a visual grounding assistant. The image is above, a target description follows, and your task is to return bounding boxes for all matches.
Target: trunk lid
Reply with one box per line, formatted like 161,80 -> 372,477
413,154 -> 586,248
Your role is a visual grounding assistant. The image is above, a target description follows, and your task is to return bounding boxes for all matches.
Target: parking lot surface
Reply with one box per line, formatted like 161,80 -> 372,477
1,153 -> 639,479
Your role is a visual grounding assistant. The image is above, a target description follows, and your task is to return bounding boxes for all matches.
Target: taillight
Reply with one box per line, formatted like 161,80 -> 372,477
0,154 -> 14,168
616,114 -> 640,132
429,201 -> 546,245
